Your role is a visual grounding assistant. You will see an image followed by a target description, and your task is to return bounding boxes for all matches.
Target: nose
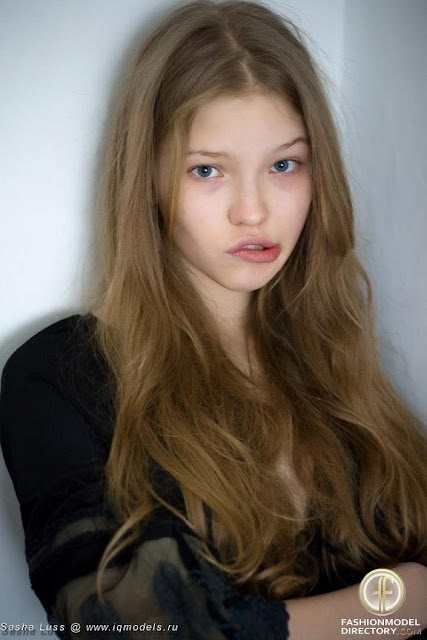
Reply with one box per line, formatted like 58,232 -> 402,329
228,180 -> 269,226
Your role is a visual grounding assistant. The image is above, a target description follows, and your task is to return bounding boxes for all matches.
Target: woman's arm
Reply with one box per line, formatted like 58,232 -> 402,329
0,321 -> 289,639
285,562 -> 427,640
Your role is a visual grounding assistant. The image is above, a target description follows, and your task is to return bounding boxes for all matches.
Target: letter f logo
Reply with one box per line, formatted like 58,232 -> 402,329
373,575 -> 394,613
359,568 -> 406,616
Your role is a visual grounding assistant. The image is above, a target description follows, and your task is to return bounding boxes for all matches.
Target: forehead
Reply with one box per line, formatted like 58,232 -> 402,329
187,93 -> 306,149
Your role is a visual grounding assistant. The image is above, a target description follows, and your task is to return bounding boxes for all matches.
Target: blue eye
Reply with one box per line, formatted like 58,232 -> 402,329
272,159 -> 297,173
191,165 -> 220,179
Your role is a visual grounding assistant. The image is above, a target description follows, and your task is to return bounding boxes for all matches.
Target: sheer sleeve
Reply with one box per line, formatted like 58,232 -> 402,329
50,512 -> 288,640
0,317 -> 289,640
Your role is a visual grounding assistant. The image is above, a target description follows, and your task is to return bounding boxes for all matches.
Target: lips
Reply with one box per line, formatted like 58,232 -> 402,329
227,237 -> 276,253
226,237 -> 281,263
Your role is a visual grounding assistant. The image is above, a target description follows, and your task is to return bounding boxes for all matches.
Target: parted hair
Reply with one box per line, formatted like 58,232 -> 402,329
85,0 -> 427,601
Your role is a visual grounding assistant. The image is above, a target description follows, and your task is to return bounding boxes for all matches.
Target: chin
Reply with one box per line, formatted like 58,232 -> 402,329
228,275 -> 278,293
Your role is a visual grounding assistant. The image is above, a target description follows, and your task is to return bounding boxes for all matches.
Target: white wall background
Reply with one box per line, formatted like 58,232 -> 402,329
0,0 -> 425,634
341,0 -> 427,428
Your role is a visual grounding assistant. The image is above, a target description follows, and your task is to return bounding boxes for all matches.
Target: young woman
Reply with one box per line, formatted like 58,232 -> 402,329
1,1 -> 426,638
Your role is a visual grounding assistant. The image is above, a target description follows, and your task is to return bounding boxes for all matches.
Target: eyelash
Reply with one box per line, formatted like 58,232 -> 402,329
189,159 -> 301,179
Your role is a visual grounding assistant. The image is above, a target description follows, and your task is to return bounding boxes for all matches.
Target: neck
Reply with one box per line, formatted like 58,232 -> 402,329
184,265 -> 251,336
201,292 -> 259,378
179,259 -> 260,375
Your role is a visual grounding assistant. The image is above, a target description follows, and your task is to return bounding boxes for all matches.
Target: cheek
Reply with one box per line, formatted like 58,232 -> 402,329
173,205 -> 212,254
175,187 -> 223,240
275,196 -> 310,258
293,199 -> 311,241
298,192 -> 312,226
294,179 -> 312,223
275,184 -> 311,232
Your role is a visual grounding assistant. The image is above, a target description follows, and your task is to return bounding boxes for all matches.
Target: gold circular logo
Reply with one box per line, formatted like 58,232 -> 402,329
359,568 -> 406,615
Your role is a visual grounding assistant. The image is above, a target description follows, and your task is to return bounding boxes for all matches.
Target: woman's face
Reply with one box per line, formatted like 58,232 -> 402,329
163,92 -> 312,312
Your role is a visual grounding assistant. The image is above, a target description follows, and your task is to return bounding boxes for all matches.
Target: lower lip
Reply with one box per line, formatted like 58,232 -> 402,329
228,245 -> 281,263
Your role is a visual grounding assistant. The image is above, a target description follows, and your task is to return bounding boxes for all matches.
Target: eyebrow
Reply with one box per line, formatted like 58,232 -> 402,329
187,136 -> 309,157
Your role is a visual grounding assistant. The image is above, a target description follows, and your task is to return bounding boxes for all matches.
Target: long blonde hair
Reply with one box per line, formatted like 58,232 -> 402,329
83,0 -> 427,600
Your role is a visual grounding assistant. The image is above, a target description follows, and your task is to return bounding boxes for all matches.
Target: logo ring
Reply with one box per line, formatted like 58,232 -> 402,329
359,568 -> 406,616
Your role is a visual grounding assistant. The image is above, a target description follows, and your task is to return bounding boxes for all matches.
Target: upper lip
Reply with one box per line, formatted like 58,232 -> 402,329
227,236 -> 278,253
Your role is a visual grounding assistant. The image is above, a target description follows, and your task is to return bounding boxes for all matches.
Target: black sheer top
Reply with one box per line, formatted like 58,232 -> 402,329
2,315 -> 423,639
0,315 -> 289,639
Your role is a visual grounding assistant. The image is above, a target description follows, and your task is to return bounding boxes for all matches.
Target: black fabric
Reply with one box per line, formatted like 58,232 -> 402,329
1,314 -> 425,639
0,315 -> 289,639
